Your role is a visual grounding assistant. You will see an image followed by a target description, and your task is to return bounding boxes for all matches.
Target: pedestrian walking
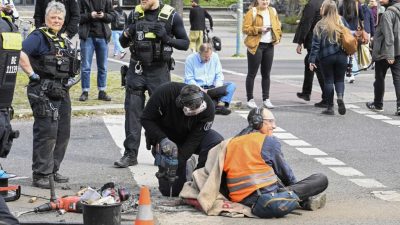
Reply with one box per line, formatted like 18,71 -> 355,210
293,0 -> 327,108
309,0 -> 348,115
110,0 -> 127,59
189,0 -> 213,52
113,0 -> 189,168
242,0 -> 282,109
366,0 -> 400,115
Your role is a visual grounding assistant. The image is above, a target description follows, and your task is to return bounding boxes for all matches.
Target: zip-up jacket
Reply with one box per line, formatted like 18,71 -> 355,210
78,0 -> 113,42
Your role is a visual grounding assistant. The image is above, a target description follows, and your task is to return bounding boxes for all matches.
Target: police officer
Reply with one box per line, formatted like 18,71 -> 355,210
115,0 -> 189,168
141,82 -> 223,196
19,2 -> 81,189
34,0 -> 80,39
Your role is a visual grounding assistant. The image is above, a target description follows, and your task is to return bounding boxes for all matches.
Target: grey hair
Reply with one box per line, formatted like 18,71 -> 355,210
199,43 -> 213,53
45,1 -> 66,18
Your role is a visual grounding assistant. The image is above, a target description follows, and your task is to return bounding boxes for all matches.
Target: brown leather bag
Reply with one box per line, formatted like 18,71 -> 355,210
354,4 -> 369,44
340,25 -> 358,55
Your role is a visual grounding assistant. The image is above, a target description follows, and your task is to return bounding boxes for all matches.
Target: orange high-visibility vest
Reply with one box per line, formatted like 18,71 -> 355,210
224,132 -> 278,202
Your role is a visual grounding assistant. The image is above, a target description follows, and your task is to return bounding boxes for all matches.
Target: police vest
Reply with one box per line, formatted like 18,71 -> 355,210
130,4 -> 174,64
0,15 -> 21,109
28,28 -> 71,80
224,132 -> 278,202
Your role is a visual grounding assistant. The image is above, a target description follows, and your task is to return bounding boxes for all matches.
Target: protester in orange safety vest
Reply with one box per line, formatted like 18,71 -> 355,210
223,107 -> 329,215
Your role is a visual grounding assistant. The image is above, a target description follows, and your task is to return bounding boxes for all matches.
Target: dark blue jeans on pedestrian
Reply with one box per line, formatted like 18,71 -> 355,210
319,52 -> 348,106
373,56 -> 400,108
80,37 -> 108,92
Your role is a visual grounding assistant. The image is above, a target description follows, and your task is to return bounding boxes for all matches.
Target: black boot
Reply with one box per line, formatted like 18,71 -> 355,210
321,106 -> 334,115
337,94 -> 346,115
32,175 -> 50,189
114,153 -> 138,168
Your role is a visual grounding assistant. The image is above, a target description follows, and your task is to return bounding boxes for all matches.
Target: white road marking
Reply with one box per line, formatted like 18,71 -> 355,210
349,179 -> 386,188
273,133 -> 298,140
351,109 -> 377,115
103,115 -> 158,187
329,167 -> 365,177
282,140 -> 311,146
296,148 -> 328,156
383,120 -> 400,126
365,115 -> 393,120
314,157 -> 346,166
346,104 -> 360,109
372,191 -> 400,202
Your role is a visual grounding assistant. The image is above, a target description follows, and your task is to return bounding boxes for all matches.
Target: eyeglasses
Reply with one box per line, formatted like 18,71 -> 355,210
263,119 -> 275,123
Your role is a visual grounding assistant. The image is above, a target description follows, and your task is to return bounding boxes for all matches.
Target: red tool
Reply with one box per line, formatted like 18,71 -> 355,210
33,195 -> 83,213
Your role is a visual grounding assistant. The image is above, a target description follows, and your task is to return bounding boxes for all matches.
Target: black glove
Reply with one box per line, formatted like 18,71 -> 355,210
159,138 -> 178,156
152,23 -> 169,43
29,72 -> 40,83
126,24 -> 136,37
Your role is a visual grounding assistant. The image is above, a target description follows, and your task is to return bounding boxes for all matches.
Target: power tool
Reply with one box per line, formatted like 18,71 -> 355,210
154,146 -> 178,197
33,195 -> 83,213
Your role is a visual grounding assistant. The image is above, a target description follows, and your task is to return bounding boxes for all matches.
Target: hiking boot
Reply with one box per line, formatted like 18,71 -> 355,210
366,102 -> 383,112
321,107 -> 334,115
314,100 -> 328,108
215,106 -> 231,115
302,192 -> 327,211
296,92 -> 310,101
246,99 -> 257,109
263,99 -> 274,109
337,99 -> 346,115
114,154 -> 138,168
32,176 -> 50,189
79,91 -> 88,101
98,91 -> 111,101
54,173 -> 69,183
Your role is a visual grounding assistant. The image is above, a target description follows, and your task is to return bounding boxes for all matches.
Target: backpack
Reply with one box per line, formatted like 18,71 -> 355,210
211,36 -> 221,51
114,11 -> 126,29
251,191 -> 300,218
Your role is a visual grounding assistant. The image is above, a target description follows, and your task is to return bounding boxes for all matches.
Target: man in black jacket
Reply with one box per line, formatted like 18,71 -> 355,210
78,0 -> 113,102
33,0 -> 80,38
189,0 -> 213,52
141,82 -> 223,196
114,0 -> 189,168
293,0 -> 327,107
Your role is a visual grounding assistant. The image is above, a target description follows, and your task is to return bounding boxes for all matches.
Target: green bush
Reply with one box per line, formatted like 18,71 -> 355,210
284,15 -> 300,25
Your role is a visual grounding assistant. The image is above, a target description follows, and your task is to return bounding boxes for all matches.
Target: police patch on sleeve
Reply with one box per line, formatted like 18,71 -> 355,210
203,121 -> 213,131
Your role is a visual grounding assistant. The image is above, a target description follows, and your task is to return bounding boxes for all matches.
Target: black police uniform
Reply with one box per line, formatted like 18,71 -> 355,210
141,82 -> 223,196
115,4 -> 189,167
33,0 -> 80,38
0,14 -> 20,159
22,28 -> 80,187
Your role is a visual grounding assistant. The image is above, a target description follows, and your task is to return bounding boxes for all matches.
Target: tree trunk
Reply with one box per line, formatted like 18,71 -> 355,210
170,0 -> 184,18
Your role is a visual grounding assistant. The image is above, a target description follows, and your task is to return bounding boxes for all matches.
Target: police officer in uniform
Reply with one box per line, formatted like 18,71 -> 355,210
0,10 -> 22,225
115,0 -> 189,168
19,2 -> 81,189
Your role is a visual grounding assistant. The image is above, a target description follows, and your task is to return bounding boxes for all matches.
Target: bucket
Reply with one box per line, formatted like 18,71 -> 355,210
82,203 -> 122,225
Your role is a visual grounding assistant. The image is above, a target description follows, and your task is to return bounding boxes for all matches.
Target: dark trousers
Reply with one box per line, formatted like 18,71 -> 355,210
246,43 -> 274,101
320,52 -> 348,106
123,62 -> 170,158
373,57 -> 400,108
158,129 -> 224,197
0,196 -> 19,225
302,49 -> 325,99
27,83 -> 71,177
240,173 -> 328,207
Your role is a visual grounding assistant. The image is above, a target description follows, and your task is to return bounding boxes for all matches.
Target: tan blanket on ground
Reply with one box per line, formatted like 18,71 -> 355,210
179,139 -> 255,217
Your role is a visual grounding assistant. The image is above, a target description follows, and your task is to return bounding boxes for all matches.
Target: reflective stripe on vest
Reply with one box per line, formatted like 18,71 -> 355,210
224,132 -> 278,202
38,27 -> 65,49
134,4 -> 175,39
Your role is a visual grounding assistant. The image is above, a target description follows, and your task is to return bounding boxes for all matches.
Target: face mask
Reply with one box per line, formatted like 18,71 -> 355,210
183,101 -> 207,116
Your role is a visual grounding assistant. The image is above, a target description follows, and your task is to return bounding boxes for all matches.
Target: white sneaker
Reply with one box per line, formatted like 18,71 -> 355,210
246,99 -> 258,109
263,99 -> 274,109
347,75 -> 355,83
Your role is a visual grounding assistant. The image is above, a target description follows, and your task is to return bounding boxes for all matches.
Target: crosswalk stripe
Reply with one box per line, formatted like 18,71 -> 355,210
329,167 -> 365,177
349,179 -> 386,188
314,157 -> 346,166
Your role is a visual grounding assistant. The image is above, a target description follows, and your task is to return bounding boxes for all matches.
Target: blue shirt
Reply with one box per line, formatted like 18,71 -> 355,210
22,30 -> 51,56
184,52 -> 224,87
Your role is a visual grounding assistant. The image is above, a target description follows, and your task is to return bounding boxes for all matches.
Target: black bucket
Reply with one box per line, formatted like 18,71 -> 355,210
82,203 -> 122,225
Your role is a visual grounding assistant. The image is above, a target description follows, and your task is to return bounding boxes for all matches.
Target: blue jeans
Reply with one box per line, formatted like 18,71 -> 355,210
220,82 -> 236,104
112,30 -> 124,55
80,37 -> 108,92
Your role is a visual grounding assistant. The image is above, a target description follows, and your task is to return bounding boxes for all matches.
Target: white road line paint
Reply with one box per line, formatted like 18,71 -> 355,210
282,140 -> 311,146
372,191 -> 400,202
365,114 -> 393,120
103,115 -> 158,187
236,110 -> 250,114
349,179 -> 386,188
329,167 -> 365,177
273,133 -> 298,139
383,120 -> 400,126
273,127 -> 286,132
108,57 -> 129,66
296,148 -> 328,156
314,157 -> 346,166
345,104 -> 360,109
351,109 -> 377,115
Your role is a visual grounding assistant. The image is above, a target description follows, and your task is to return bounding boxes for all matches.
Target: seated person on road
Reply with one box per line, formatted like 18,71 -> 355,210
141,82 -> 224,196
223,107 -> 328,217
184,43 -> 236,116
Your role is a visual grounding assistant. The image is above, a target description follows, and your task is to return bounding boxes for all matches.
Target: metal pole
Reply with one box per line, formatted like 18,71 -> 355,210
236,0 -> 243,56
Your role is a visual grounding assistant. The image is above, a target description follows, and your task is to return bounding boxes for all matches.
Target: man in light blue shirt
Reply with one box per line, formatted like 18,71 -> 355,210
184,43 -> 236,115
